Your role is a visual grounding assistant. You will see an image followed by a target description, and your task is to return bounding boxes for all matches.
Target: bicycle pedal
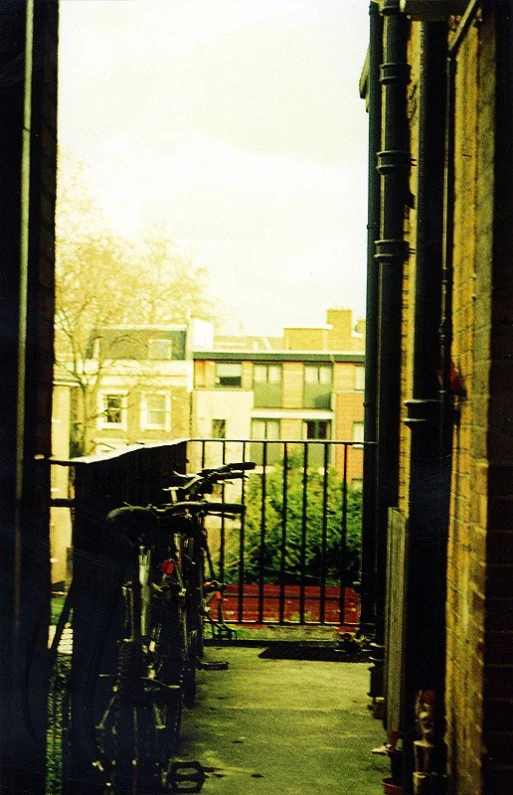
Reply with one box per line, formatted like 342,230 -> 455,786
167,760 -> 205,793
212,624 -> 237,642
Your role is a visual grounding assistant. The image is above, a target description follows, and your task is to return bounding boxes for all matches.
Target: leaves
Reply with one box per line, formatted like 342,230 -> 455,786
54,152 -> 217,454
235,452 -> 362,586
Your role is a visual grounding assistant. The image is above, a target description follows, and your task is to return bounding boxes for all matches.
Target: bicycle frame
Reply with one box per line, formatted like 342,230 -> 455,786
93,462 -> 254,793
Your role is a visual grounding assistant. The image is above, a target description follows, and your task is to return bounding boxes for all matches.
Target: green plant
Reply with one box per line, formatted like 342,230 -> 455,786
47,655 -> 71,795
233,451 -> 362,586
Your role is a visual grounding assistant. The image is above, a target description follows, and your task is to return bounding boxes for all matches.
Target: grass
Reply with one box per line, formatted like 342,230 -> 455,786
48,594 -> 71,794
47,654 -> 70,795
211,622 -> 340,643
50,595 -> 67,625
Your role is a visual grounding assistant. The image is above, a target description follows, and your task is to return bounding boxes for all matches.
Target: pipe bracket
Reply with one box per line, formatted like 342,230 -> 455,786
377,149 -> 410,175
380,62 -> 411,85
404,398 -> 441,428
375,238 -> 410,263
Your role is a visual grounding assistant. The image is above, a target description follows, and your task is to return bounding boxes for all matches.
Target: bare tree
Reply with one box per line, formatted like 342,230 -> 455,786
55,153 -> 216,454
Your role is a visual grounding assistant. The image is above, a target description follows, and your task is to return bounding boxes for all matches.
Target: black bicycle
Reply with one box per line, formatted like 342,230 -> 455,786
95,461 -> 254,793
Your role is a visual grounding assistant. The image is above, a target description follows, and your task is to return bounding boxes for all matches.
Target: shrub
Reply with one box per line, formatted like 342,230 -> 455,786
233,451 -> 362,586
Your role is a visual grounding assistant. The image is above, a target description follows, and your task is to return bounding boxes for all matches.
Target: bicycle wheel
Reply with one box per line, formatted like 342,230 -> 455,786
185,533 -> 206,660
152,599 -> 184,752
182,534 -> 205,706
110,637 -> 182,795
111,702 -> 162,795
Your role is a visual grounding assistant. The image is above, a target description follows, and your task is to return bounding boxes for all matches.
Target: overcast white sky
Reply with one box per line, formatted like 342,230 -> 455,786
58,0 -> 370,335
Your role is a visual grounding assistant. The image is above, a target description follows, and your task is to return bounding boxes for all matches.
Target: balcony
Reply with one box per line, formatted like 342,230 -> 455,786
49,437 -> 379,794
51,438 -> 370,630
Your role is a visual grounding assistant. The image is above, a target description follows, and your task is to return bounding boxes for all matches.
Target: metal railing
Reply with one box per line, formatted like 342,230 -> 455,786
187,438 -> 368,628
50,438 -> 375,630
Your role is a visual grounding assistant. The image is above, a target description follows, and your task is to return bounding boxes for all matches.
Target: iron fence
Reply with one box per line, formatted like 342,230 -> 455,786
50,439 -> 373,632
187,438 -> 370,628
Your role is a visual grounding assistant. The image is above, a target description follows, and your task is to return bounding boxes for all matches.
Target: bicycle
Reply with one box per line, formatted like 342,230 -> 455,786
94,461 -> 254,794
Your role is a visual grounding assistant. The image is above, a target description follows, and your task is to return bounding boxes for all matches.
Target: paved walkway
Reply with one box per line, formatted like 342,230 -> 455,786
177,646 -> 389,794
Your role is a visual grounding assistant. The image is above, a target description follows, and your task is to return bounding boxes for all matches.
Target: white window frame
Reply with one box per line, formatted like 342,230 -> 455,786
253,363 -> 282,384
355,365 -> 365,391
251,418 -> 280,440
140,391 -> 171,431
98,392 -> 128,430
216,362 -> 242,388
353,421 -> 364,448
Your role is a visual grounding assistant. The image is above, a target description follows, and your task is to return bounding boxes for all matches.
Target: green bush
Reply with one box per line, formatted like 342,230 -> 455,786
233,452 -> 362,586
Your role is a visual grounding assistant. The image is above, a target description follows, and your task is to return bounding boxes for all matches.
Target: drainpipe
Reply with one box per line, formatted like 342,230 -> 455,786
373,0 -> 409,685
400,4 -> 482,792
403,21 -> 447,793
360,0 -> 383,640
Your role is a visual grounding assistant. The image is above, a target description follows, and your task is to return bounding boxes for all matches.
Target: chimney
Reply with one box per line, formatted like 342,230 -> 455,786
326,309 -> 354,350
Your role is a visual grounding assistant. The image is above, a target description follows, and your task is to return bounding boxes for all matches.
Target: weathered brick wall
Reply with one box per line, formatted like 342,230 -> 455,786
445,18 -> 484,795
398,10 -> 513,793
480,5 -> 513,792
334,392 -> 364,483
398,24 -> 420,514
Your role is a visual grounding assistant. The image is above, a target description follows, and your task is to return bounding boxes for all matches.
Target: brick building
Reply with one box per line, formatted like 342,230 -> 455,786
84,324 -> 195,453
191,308 -> 366,482
71,309 -> 365,481
361,2 -> 513,793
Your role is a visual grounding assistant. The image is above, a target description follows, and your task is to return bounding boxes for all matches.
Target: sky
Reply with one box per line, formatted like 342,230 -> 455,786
58,0 -> 370,336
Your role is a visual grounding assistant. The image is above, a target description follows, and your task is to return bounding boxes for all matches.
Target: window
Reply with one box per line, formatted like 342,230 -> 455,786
212,419 -> 226,439
355,365 -> 365,391
253,363 -> 282,407
99,393 -> 127,428
216,362 -> 242,388
251,418 -> 281,465
251,418 -> 280,440
254,364 -> 281,384
304,420 -> 331,440
353,421 -> 364,443
304,364 -> 332,385
303,419 -> 331,467
148,338 -> 172,360
141,393 -> 170,431
303,364 -> 332,409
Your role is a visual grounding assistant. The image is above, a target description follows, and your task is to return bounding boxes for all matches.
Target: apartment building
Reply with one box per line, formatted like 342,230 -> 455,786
70,319 -> 212,454
90,325 -> 192,452
56,309 -> 365,478
191,309 -> 365,482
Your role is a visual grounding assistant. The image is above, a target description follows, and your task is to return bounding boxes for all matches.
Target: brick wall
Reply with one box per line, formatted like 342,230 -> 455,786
444,19 -> 484,795
395,9 -> 513,793
481,5 -> 513,792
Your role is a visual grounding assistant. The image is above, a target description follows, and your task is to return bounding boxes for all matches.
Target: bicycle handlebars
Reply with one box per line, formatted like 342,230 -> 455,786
151,500 -> 245,518
163,461 -> 256,492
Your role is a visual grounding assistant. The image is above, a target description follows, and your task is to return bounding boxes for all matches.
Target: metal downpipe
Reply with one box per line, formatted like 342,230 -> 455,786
403,22 -> 448,794
360,0 -> 383,639
373,0 -> 410,678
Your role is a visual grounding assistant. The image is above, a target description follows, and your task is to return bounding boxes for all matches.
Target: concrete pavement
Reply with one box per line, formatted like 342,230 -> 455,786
176,646 -> 389,794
